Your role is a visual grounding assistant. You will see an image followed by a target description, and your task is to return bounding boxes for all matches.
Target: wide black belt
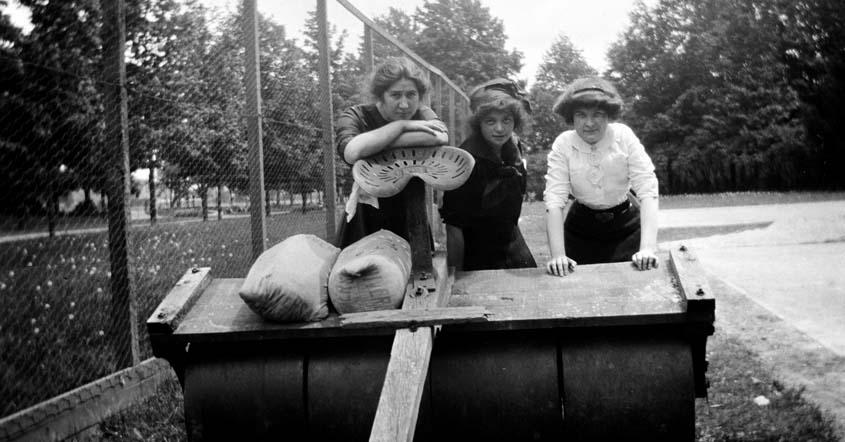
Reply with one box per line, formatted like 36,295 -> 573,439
575,200 -> 631,223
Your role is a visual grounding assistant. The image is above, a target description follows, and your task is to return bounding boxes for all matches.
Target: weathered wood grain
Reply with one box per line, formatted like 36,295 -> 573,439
340,305 -> 489,329
0,358 -> 170,442
146,267 -> 211,335
369,328 -> 434,442
669,245 -> 716,318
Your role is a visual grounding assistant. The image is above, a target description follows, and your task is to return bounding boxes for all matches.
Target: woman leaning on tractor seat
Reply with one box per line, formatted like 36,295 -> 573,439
334,57 -> 448,248
544,76 -> 660,277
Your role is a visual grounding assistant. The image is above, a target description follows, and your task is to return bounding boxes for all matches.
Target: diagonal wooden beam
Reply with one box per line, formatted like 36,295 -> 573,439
369,178 -> 456,442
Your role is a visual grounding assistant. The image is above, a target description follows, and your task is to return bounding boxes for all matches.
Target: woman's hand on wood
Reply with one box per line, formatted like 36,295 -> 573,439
546,255 -> 577,277
631,249 -> 658,271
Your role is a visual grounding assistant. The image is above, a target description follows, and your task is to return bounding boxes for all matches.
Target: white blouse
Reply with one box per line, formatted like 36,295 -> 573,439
544,122 -> 658,210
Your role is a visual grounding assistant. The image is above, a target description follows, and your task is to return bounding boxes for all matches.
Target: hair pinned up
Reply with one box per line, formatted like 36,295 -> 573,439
368,57 -> 430,102
553,77 -> 623,124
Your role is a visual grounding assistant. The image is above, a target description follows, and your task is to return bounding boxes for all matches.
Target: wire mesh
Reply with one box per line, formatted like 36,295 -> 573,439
0,0 -> 468,418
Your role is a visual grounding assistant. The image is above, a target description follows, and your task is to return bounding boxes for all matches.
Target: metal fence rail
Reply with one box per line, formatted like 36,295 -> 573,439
0,0 -> 469,427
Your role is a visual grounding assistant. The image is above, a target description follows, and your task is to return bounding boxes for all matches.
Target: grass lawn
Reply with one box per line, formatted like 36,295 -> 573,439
0,209 -> 326,417
2,191 -> 843,440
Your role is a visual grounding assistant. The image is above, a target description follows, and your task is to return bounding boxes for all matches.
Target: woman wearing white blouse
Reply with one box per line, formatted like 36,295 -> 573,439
544,77 -> 659,276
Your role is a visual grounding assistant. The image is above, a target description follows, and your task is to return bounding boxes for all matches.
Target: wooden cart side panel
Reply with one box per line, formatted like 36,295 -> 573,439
669,246 -> 716,318
147,267 -> 212,335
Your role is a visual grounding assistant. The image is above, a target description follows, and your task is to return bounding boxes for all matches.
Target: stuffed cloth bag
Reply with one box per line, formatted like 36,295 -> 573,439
239,234 -> 340,322
328,229 -> 412,314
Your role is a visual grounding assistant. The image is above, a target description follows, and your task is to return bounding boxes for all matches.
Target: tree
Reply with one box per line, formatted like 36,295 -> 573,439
6,0 -> 104,233
369,7 -> 420,64
775,0 -> 845,188
0,0 -> 32,222
607,0 -> 818,193
528,34 -> 597,151
410,0 -> 523,90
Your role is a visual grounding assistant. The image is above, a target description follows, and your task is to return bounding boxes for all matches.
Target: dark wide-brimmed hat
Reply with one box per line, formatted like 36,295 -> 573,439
552,77 -> 623,121
469,78 -> 532,114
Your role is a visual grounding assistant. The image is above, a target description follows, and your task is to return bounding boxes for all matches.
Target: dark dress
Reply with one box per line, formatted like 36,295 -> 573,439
564,199 -> 641,264
439,135 -> 537,271
334,103 -> 440,248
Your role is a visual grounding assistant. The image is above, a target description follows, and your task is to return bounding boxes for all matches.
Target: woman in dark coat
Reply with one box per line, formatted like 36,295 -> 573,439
439,79 -> 536,271
335,57 -> 448,247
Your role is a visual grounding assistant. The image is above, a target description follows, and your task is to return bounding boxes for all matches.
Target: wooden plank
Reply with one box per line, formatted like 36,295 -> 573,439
404,178 -> 432,273
0,358 -> 171,442
369,327 -> 434,442
340,306 -> 489,329
370,180 -> 453,442
146,267 -> 211,335
669,245 -> 716,317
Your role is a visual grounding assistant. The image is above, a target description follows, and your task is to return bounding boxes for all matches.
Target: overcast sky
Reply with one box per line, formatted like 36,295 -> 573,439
5,0 -> 648,84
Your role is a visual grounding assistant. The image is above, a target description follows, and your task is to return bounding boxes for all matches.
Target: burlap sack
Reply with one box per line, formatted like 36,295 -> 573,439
239,234 -> 340,322
328,230 -> 412,314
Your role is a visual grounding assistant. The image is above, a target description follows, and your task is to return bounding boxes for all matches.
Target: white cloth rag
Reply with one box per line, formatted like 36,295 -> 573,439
345,182 -> 380,222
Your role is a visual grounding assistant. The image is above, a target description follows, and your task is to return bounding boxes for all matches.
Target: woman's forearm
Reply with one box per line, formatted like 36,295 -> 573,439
390,130 -> 449,148
344,121 -> 449,163
546,207 -> 567,257
343,120 -> 407,163
638,197 -> 659,251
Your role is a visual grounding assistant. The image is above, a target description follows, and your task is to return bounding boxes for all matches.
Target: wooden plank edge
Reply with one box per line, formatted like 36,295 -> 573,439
339,306 -> 490,329
369,327 -> 434,442
146,267 -> 211,334
0,358 -> 172,442
403,251 -> 452,310
669,246 -> 716,315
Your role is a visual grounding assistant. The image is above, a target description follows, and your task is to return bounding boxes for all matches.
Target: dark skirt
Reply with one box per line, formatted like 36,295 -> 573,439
462,224 -> 537,271
336,196 -> 433,250
564,200 -> 640,265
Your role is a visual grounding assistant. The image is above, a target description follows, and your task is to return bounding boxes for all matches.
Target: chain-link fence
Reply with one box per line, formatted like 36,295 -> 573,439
0,0 -> 468,419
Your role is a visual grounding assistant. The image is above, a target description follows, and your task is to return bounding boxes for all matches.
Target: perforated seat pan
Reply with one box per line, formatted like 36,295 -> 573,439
352,146 -> 475,198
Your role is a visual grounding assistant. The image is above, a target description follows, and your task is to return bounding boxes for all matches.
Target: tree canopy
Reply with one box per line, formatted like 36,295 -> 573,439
605,0 -> 842,193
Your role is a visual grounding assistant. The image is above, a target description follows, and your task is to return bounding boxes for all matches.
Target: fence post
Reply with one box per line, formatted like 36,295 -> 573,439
363,25 -> 375,73
318,0 -> 337,243
101,0 -> 139,368
448,88 -> 456,145
242,0 -> 267,259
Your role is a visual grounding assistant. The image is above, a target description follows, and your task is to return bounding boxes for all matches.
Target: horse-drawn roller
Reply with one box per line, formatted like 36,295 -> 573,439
147,178 -> 715,441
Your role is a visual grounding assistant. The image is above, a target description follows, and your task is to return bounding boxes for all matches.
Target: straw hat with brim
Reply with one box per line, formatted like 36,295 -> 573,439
353,146 -> 475,198
552,77 -> 623,120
